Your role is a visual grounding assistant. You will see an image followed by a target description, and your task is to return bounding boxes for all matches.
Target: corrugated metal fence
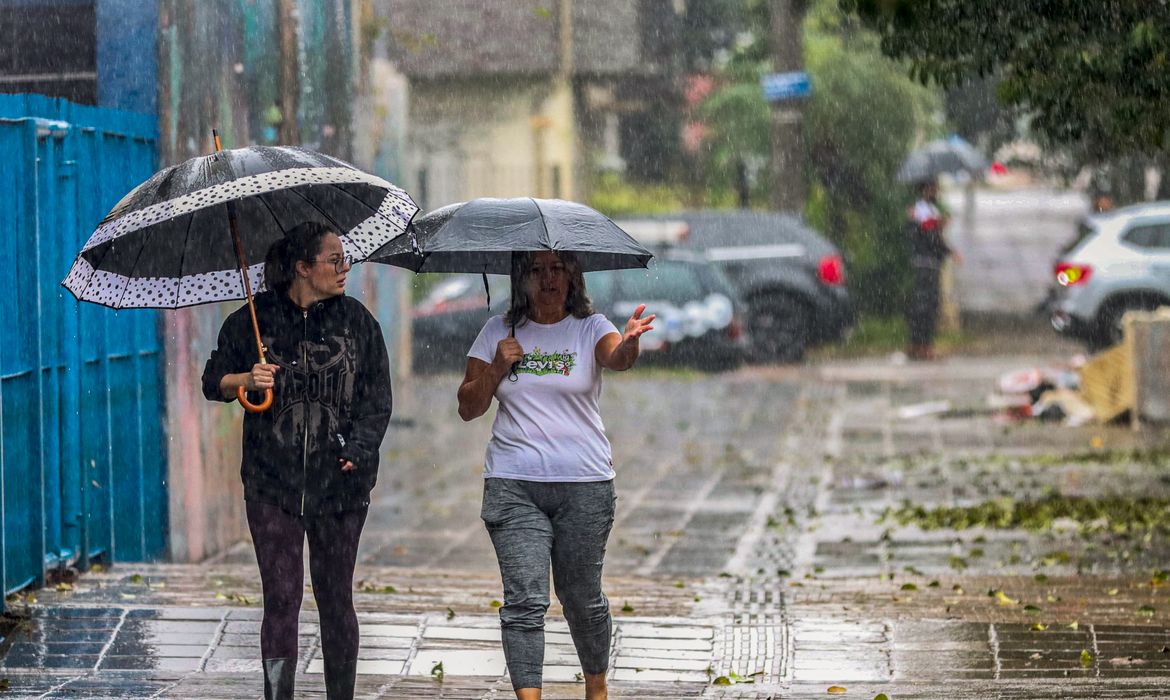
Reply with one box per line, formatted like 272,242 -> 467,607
0,94 -> 167,607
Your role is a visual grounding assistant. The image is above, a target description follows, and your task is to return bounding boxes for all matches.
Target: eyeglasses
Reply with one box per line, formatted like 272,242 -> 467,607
310,255 -> 354,273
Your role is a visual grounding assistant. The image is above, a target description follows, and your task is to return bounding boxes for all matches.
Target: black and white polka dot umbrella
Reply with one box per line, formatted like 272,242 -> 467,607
62,144 -> 418,309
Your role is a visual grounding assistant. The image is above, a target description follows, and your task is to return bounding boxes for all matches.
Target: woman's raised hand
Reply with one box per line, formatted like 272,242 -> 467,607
623,304 -> 655,344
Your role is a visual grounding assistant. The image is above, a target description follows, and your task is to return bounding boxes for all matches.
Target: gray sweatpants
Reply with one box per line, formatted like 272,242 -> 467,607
480,477 -> 616,690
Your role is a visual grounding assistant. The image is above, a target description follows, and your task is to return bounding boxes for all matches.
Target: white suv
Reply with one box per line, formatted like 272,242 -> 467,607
1051,201 -> 1170,350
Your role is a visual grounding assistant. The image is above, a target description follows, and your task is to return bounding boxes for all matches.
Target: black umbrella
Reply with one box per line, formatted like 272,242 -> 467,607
62,133 -> 417,411
897,136 -> 989,184
369,197 -> 652,274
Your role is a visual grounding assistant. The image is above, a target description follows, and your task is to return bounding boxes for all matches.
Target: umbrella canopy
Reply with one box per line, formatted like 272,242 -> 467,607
369,197 -> 652,274
62,145 -> 417,308
896,136 -> 989,184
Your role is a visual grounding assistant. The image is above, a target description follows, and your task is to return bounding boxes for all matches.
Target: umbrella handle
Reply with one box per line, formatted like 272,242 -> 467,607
237,386 -> 274,413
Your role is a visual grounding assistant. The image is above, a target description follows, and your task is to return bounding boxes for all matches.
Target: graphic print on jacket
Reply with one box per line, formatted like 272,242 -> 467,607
268,329 -> 355,436
201,292 -> 392,516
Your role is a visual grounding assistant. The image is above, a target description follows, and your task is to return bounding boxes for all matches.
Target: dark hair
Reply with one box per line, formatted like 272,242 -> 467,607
504,251 -> 594,326
915,179 -> 939,197
263,221 -> 334,294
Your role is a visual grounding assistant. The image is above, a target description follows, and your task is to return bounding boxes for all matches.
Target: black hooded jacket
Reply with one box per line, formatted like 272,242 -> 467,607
202,291 -> 392,515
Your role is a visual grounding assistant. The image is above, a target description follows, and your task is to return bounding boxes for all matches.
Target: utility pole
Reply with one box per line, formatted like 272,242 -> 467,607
769,0 -> 807,213
277,0 -> 300,145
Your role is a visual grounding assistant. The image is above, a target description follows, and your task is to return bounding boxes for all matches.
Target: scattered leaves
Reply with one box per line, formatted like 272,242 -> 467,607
1138,604 -> 1157,616
1080,649 -> 1093,668
884,495 -> 1170,537
828,686 -> 848,694
1031,623 -> 1048,631
621,601 -> 635,613
995,590 -> 1019,606
358,580 -> 397,594
430,660 -> 444,681
489,600 -> 503,609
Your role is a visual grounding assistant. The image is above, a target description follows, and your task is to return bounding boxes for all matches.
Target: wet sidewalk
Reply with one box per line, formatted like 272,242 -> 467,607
5,354 -> 1170,697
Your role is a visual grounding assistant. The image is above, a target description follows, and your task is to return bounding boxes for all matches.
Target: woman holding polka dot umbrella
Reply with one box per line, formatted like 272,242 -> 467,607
62,132 -> 417,411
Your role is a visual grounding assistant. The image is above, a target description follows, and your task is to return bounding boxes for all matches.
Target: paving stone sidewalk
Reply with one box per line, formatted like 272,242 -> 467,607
5,356 -> 1170,698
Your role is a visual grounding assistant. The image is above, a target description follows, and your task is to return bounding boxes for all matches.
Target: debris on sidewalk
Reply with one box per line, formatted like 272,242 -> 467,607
896,400 -> 952,420
990,358 -> 1116,426
1079,342 -> 1134,423
1032,389 -> 1096,426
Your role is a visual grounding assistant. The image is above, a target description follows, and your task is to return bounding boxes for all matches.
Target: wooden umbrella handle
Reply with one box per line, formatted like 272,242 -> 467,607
212,129 -> 276,415
237,386 -> 273,413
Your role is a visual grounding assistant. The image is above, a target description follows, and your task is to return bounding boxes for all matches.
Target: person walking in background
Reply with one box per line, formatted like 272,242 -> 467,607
457,250 -> 654,700
905,178 -> 956,361
202,221 -> 392,700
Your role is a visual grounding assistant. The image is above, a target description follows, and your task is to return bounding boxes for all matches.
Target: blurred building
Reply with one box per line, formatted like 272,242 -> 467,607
384,0 -> 685,210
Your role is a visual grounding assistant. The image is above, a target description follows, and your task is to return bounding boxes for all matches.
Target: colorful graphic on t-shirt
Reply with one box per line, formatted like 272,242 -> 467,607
516,347 -> 577,376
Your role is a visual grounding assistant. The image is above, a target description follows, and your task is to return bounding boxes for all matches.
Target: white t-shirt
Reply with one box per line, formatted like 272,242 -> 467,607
468,313 -> 620,482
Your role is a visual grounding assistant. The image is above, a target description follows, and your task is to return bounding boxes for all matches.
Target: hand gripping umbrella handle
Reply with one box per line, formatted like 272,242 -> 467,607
212,129 -> 275,414
237,386 -> 273,413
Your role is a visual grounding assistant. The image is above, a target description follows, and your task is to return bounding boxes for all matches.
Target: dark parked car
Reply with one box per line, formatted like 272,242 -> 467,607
619,211 -> 855,362
410,251 -> 750,373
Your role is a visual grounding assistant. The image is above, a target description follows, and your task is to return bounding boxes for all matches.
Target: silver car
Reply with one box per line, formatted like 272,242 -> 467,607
1051,201 -> 1170,350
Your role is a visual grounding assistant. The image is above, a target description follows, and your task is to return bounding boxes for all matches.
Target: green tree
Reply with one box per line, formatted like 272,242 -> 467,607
802,2 -> 941,314
843,0 -> 1170,161
696,0 -> 939,313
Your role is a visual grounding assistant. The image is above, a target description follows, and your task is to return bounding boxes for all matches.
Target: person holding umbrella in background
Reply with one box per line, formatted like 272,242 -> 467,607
457,249 -> 653,700
905,178 -> 956,361
203,221 -> 392,700
896,136 -> 983,361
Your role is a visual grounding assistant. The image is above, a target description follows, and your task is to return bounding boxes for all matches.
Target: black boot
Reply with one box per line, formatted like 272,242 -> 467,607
262,658 -> 296,700
324,658 -> 357,700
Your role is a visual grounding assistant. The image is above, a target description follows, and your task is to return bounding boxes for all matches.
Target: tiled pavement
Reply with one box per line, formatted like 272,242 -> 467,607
6,355 -> 1170,697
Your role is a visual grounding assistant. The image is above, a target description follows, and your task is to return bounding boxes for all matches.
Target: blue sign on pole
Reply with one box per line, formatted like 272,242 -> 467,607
761,72 -> 812,102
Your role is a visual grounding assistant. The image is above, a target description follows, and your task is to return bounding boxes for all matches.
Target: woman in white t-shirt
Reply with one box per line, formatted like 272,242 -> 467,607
457,250 -> 653,700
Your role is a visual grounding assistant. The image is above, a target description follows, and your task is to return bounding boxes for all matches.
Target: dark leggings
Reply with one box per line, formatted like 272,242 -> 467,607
245,500 -> 368,663
908,264 -> 942,346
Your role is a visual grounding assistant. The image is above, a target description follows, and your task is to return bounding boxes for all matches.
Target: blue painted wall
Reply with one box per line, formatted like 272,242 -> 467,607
0,94 -> 165,610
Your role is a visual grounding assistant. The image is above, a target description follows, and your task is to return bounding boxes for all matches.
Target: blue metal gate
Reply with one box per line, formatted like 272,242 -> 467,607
0,94 -> 166,606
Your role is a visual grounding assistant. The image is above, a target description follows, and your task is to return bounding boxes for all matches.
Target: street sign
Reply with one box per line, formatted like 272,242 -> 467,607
761,71 -> 812,102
